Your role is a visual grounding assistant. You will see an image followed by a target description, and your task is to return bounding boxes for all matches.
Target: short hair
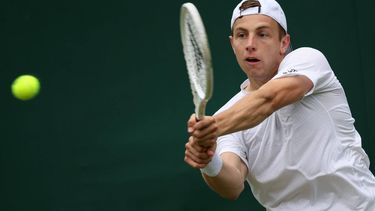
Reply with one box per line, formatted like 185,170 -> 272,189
230,19 -> 287,41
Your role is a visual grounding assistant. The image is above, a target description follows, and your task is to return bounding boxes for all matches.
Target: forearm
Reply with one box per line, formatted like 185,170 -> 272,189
201,153 -> 247,200
215,90 -> 274,136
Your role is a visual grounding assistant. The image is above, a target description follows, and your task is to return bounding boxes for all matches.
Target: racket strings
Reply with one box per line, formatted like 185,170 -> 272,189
184,16 -> 208,97
187,22 -> 204,74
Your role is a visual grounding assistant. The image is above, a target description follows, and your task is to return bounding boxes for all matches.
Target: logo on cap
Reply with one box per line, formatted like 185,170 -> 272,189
239,0 -> 261,15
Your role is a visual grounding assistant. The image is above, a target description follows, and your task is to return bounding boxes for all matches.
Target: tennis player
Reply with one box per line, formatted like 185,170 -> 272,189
184,0 -> 375,210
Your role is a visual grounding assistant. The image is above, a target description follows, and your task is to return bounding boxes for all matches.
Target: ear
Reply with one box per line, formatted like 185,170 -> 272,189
229,35 -> 235,53
280,34 -> 291,55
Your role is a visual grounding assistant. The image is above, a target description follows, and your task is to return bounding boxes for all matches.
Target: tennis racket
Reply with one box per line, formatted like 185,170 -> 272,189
180,2 -> 213,120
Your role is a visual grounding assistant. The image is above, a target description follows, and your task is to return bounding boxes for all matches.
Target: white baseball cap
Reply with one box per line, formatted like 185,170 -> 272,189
230,0 -> 287,32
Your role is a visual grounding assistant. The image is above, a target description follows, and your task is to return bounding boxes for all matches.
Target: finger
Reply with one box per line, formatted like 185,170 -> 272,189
205,144 -> 217,157
188,136 -> 211,152
185,149 -> 211,165
185,148 -> 211,167
194,133 -> 217,145
193,118 -> 218,139
194,116 -> 216,130
185,141 -> 211,160
197,138 -> 217,148
187,114 -> 197,133
188,137 -> 215,156
193,133 -> 217,148
184,138 -> 215,169
194,127 -> 217,139
184,155 -> 206,169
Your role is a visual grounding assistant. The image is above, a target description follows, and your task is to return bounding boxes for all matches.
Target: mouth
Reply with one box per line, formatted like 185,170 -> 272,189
245,57 -> 260,63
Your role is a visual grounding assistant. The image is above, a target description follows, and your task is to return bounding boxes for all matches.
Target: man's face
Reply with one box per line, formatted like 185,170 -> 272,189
230,14 -> 289,88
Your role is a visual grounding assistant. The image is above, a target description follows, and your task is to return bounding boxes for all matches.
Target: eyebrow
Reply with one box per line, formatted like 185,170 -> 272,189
233,27 -> 248,33
255,26 -> 272,32
234,25 -> 271,33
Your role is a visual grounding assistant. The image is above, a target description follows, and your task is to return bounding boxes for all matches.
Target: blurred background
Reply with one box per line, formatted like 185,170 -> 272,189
1,0 -> 374,210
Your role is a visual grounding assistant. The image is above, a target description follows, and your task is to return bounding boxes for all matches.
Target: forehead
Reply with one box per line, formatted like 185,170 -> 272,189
232,14 -> 278,31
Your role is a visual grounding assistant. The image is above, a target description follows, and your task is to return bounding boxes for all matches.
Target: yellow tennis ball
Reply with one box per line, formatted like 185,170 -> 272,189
11,75 -> 40,100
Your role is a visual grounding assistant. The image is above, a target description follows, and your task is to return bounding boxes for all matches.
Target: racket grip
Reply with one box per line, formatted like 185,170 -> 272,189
195,100 -> 207,120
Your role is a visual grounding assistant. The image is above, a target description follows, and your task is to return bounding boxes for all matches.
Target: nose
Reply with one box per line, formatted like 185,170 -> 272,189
246,35 -> 256,52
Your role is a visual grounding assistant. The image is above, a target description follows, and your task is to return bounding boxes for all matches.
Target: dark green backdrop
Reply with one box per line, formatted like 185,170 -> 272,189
1,0 -> 374,210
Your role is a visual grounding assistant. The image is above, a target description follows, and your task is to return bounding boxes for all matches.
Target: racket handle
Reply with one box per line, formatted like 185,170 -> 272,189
195,101 -> 207,120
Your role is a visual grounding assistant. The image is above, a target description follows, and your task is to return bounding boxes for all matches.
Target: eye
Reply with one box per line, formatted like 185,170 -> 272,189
258,31 -> 270,38
236,32 -> 246,38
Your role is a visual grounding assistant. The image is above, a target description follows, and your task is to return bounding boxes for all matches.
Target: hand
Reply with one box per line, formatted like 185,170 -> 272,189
184,114 -> 219,168
184,136 -> 215,169
187,114 -> 219,149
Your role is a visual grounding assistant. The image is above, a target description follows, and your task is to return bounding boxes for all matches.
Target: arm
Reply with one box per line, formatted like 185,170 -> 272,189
184,133 -> 247,200
202,152 -> 248,200
185,76 -> 312,199
215,75 -> 313,135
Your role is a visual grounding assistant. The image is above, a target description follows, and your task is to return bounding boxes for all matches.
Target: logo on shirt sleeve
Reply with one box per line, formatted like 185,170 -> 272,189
282,69 -> 298,75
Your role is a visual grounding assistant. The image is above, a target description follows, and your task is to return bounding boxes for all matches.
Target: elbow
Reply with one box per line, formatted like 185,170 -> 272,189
218,186 -> 244,201
220,191 -> 242,201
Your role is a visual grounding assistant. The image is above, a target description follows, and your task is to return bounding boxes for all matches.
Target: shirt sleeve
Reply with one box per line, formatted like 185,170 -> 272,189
272,47 -> 339,96
216,132 -> 249,169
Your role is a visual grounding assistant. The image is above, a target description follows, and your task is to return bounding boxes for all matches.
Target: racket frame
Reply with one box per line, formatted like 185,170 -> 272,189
180,2 -> 213,120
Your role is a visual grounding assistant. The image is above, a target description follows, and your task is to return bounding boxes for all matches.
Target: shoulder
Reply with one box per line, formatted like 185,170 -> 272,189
285,47 -> 327,62
291,47 -> 322,54
277,47 -> 339,95
280,47 -> 332,72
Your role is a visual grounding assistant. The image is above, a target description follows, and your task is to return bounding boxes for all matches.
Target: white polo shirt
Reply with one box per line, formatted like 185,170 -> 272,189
215,47 -> 375,210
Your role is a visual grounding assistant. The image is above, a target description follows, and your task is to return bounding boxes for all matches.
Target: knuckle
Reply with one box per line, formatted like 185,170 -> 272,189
185,146 -> 191,153
197,153 -> 205,159
194,131 -> 201,138
184,156 -> 190,164
193,163 -> 201,169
